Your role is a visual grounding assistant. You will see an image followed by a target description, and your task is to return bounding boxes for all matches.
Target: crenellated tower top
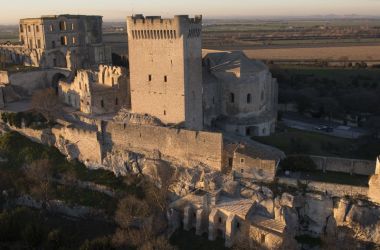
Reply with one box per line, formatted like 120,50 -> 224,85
126,14 -> 202,40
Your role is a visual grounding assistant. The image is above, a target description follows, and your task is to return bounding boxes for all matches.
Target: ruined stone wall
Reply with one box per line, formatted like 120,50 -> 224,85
8,69 -> 70,96
249,226 -> 283,249
52,125 -> 102,164
127,15 -> 203,130
233,151 -> 276,182
59,70 -> 92,113
103,121 -> 223,170
59,65 -> 129,115
310,155 -> 376,176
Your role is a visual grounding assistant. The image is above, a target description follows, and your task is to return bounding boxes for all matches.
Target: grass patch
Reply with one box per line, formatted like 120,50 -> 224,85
0,132 -> 125,190
0,206 -> 115,249
253,127 -> 380,160
0,132 -> 142,213
52,184 -> 117,213
170,228 -> 228,250
295,235 -> 322,247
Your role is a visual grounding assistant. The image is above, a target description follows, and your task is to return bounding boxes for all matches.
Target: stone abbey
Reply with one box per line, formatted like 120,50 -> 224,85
1,13 -> 380,249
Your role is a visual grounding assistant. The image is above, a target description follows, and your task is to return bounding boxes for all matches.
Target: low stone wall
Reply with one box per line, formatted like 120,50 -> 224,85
278,177 -> 369,198
310,155 -> 376,176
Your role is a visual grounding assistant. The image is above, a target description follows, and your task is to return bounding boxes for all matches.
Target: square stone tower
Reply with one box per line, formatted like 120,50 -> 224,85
126,15 -> 203,130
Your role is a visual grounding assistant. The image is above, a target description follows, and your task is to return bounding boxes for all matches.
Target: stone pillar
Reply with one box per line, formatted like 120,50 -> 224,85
183,205 -> 192,231
196,209 -> 205,235
208,208 -> 219,241
369,174 -> 380,204
225,214 -> 236,248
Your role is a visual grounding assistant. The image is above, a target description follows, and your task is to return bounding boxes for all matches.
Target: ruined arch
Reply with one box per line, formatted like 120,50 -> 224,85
51,73 -> 66,95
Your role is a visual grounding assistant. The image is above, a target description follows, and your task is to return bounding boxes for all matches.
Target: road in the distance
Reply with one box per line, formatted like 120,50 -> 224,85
282,112 -> 369,139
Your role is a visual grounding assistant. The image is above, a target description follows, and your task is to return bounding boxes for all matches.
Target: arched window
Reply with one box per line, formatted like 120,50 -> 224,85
59,21 -> 66,31
247,93 -> 251,104
230,93 -> 235,103
101,100 -> 104,108
60,36 -> 68,46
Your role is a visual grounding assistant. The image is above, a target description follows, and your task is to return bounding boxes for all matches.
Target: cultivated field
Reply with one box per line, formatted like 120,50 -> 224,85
244,45 -> 380,61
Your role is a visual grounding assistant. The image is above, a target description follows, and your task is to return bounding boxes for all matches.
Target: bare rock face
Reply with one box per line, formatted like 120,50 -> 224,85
259,198 -> 274,217
223,180 -> 240,197
142,159 -> 172,188
303,194 -> 334,236
54,136 -> 80,161
240,188 -> 255,199
345,204 -> 380,244
333,198 -> 351,224
261,186 -> 274,199
102,149 -> 143,176
280,192 -> 295,208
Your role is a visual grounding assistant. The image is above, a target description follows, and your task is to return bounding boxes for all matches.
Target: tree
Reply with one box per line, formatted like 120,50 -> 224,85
31,88 -> 62,122
115,195 -> 151,230
24,159 -> 53,207
139,236 -> 177,250
143,162 -> 177,213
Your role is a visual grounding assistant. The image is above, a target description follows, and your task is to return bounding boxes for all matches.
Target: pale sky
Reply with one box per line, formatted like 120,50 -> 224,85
1,0 -> 380,24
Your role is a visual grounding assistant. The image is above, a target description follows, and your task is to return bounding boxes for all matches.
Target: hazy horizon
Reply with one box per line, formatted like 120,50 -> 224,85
1,0 -> 380,24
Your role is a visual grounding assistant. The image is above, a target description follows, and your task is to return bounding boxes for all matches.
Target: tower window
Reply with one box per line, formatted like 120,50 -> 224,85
115,98 -> 119,105
36,25 -> 40,32
101,100 -> 104,108
164,110 -> 166,115
20,24 -> 24,33
60,36 -> 68,46
37,39 -> 41,49
49,24 -> 54,32
72,37 -> 76,45
148,75 -> 152,81
247,93 -> 251,104
52,41 -> 56,48
59,21 -> 67,31
164,75 -> 167,82
28,26 -> 31,32
230,93 -> 235,103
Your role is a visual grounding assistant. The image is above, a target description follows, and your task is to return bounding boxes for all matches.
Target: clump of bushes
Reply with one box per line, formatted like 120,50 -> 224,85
281,155 -> 317,172
1,111 -> 47,129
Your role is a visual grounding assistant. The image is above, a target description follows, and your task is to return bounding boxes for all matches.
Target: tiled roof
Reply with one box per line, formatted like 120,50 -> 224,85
250,215 -> 286,234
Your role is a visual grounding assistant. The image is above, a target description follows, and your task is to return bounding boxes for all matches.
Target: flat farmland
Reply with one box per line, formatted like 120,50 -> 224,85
244,45 -> 380,61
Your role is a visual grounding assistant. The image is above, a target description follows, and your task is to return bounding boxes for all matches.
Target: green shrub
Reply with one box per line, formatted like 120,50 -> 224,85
79,237 -> 115,250
22,222 -> 45,247
1,112 -> 47,129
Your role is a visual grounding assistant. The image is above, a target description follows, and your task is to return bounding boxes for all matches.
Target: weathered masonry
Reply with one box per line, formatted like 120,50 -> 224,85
0,15 -> 111,69
126,15 -> 203,130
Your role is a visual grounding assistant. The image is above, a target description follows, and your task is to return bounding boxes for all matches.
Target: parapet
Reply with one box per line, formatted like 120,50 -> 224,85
127,14 -> 202,39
